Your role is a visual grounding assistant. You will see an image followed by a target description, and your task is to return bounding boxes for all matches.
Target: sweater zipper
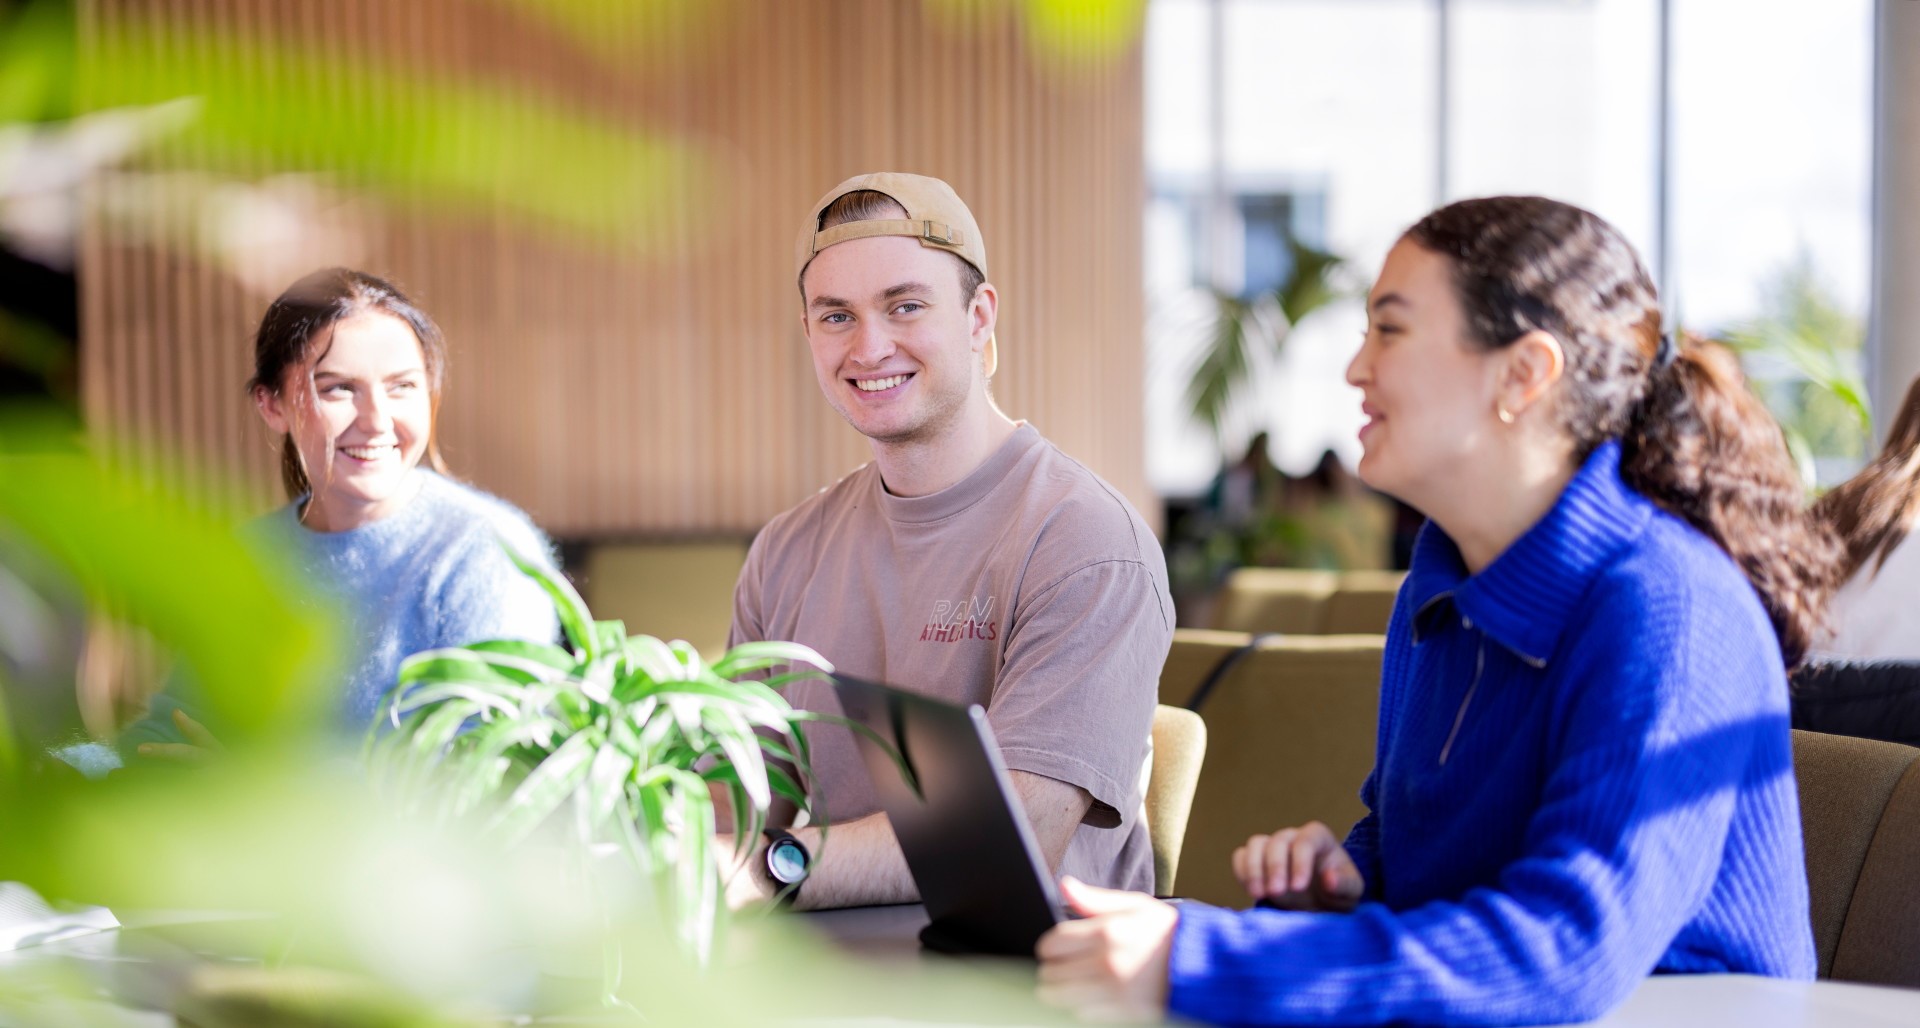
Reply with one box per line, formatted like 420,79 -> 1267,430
1439,622 -> 1485,767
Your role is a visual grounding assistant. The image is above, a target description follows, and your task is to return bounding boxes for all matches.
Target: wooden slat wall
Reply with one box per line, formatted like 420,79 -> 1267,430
76,0 -> 1150,537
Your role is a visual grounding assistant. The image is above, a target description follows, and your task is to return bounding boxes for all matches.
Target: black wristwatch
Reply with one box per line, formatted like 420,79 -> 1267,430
762,828 -> 810,906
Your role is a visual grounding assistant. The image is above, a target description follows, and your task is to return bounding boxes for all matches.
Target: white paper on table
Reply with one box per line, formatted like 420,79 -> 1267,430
0,880 -> 120,951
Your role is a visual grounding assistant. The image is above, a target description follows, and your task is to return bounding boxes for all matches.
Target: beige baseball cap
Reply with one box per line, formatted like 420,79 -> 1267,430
794,172 -> 988,283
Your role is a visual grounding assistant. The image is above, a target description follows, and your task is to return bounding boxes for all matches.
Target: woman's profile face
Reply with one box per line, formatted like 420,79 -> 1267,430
1345,239 -> 1506,511
262,310 -> 433,531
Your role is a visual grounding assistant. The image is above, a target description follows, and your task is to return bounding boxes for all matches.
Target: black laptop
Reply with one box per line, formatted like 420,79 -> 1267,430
830,676 -> 1068,956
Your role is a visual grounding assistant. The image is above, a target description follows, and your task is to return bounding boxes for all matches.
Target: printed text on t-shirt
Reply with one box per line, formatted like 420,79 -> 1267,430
920,596 -> 999,643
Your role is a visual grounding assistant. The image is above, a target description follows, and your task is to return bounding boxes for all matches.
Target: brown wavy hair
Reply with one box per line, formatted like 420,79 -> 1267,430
1815,374 -> 1920,583
249,268 -> 450,505
1404,196 -> 1840,667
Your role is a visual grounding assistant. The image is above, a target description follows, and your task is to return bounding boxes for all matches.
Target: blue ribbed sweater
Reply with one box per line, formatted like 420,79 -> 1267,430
1168,441 -> 1816,1026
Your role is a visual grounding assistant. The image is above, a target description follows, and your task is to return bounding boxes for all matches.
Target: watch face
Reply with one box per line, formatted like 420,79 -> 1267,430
768,838 -> 808,884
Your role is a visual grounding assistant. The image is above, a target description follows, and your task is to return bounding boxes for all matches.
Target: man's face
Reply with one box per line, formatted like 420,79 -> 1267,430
800,235 -> 992,445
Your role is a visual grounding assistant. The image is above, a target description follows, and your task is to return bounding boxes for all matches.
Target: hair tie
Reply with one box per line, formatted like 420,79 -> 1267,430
1654,332 -> 1679,372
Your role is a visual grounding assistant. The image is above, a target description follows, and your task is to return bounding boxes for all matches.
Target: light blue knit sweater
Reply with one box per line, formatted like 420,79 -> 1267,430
118,471 -> 559,752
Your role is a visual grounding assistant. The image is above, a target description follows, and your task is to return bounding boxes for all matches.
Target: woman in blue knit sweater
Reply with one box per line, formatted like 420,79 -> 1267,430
1036,198 -> 1840,1025
127,269 -> 558,762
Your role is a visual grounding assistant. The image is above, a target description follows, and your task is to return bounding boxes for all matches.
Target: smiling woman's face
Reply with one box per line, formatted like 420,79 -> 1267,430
258,311 -> 433,531
1344,239 -> 1506,512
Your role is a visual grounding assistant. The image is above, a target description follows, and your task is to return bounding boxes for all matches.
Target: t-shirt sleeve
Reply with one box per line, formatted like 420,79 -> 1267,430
987,558 -> 1171,828
728,531 -> 769,649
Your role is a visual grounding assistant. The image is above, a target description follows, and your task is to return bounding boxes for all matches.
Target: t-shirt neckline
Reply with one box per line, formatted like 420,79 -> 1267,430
875,423 -> 1043,525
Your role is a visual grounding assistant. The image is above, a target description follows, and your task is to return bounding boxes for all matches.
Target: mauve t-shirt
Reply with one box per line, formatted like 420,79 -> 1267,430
730,423 -> 1173,893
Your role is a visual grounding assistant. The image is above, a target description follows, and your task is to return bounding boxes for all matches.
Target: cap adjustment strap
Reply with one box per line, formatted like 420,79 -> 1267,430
810,218 -> 965,255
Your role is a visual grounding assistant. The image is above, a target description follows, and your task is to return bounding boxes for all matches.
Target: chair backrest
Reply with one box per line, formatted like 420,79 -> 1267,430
1145,705 -> 1207,897
1212,568 -> 1339,634
581,541 -> 748,660
1165,633 -> 1384,905
1160,629 -> 1258,708
1323,571 -> 1405,635
1213,568 -> 1407,636
1793,729 -> 1920,986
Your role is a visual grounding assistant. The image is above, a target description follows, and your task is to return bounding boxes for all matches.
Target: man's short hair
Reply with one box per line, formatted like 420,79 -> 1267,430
808,190 -> 987,305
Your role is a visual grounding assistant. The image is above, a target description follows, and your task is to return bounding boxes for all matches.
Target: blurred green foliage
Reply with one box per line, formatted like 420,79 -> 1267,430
0,0 -> 73,124
85,20 -> 717,251
1185,240 -> 1345,444
0,416 -> 336,753
1724,251 -> 1872,485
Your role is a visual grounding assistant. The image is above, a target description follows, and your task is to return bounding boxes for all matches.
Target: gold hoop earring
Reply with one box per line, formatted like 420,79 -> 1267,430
1497,406 -> 1516,425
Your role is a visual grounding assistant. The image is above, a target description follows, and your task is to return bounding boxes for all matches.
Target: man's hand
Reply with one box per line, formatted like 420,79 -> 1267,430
1035,877 -> 1177,1023
1231,820 -> 1363,912
136,709 -> 223,767
713,834 -> 775,912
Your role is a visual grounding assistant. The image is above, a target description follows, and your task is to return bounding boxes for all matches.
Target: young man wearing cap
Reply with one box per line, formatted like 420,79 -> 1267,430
722,172 -> 1173,911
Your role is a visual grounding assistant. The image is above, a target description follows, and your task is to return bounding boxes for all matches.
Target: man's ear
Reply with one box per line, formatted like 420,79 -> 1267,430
253,383 -> 291,435
970,281 -> 999,377
1498,329 -> 1565,417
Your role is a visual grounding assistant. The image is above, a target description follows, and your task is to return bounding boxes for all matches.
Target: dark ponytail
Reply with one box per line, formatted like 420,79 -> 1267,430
249,268 -> 451,504
1620,337 -> 1840,666
1405,197 -> 1840,668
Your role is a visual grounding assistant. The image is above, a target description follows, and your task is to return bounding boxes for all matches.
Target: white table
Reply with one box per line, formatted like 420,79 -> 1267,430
800,904 -> 1920,1027
9,904 -> 1916,1026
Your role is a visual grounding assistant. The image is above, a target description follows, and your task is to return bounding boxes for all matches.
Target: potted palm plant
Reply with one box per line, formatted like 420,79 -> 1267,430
366,545 -> 851,969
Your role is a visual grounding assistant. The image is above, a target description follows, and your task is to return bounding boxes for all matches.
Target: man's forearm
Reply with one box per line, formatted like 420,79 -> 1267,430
787,812 -> 917,911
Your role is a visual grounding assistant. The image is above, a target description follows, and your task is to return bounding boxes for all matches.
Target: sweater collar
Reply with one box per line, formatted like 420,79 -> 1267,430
1404,439 -> 1652,666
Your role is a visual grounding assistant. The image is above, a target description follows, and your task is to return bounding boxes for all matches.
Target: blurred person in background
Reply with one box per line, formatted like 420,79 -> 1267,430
1812,373 -> 1920,660
1035,197 -> 1837,1026
123,268 -> 558,764
1787,373 -> 1920,746
721,173 -> 1172,909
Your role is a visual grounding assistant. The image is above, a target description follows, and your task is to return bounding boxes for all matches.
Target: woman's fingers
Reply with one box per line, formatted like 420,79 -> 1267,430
1236,822 -> 1366,912
1288,827 -> 1328,892
1233,834 -> 1268,897
172,709 -> 223,751
1263,828 -> 1298,897
1034,889 -> 1178,1024
1316,845 -> 1366,911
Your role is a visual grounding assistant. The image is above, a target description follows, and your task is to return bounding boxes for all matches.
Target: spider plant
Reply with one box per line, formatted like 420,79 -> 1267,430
366,544 -> 858,967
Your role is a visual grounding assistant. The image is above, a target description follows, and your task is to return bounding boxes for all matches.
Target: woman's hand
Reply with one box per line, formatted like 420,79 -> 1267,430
1035,877 -> 1177,1023
136,709 -> 223,767
1232,820 -> 1364,912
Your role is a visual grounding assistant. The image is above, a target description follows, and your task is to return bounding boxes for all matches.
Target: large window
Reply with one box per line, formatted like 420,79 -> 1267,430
1146,0 -> 1875,495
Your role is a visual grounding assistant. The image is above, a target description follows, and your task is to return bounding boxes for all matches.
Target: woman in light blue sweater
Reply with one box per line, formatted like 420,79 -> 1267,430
127,268 -> 557,760
1035,199 -> 1839,1024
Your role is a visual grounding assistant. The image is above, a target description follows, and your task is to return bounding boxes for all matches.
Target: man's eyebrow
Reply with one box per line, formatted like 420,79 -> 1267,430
1369,293 -> 1409,312
809,294 -> 851,311
879,282 -> 934,301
